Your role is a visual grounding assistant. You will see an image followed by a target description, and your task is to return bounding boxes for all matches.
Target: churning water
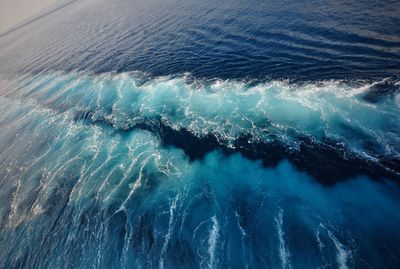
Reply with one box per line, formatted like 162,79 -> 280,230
0,0 -> 399,268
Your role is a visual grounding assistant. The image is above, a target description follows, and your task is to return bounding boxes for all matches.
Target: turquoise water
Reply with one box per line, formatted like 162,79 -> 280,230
0,72 -> 399,268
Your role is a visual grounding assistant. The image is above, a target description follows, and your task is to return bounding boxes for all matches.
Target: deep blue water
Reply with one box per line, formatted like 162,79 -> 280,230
0,0 -> 399,268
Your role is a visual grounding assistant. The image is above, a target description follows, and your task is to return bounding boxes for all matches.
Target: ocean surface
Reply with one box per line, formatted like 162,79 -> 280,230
0,0 -> 399,268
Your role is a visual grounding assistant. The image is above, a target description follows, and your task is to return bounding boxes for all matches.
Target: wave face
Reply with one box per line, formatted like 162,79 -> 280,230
0,72 -> 399,268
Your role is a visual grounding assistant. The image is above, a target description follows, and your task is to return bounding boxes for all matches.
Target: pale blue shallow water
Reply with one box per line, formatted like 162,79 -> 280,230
0,0 -> 400,268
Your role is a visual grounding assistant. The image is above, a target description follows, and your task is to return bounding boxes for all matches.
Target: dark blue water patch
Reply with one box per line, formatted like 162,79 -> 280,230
360,78 -> 400,103
71,112 -> 400,184
0,0 -> 399,81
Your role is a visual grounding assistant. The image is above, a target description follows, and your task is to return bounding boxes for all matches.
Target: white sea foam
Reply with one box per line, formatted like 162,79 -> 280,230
275,209 -> 292,269
327,230 -> 351,269
6,72 -> 399,162
208,215 -> 219,269
159,193 -> 180,269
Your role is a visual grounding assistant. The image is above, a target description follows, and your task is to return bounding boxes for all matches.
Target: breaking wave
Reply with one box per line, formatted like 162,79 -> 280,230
2,72 -> 399,182
0,72 -> 399,268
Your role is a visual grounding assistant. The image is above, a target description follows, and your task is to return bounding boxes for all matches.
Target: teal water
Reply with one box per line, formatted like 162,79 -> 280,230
0,72 -> 399,268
